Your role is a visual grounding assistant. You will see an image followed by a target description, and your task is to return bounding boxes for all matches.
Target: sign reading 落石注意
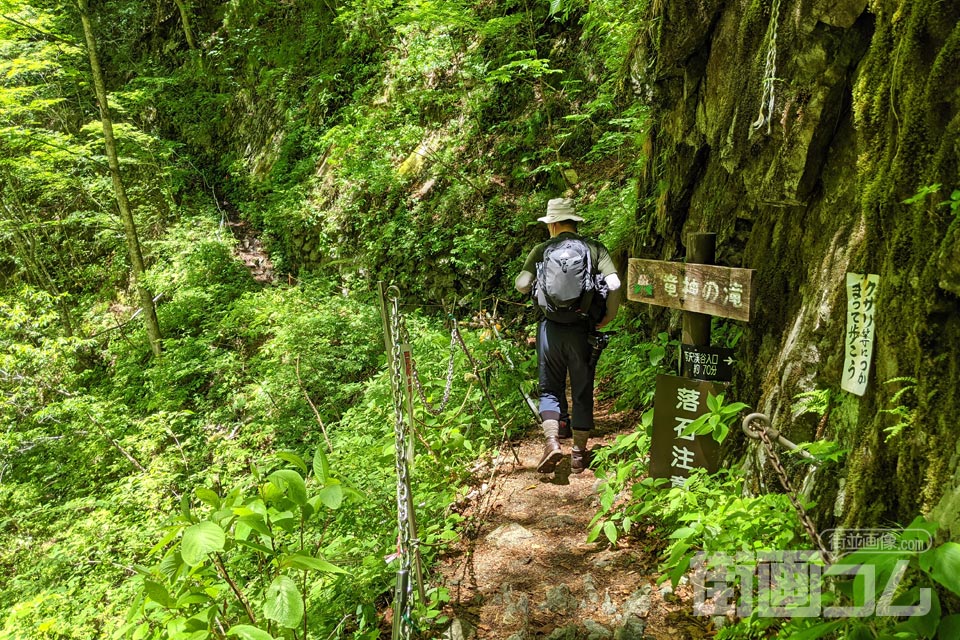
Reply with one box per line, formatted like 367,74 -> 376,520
650,374 -> 726,485
841,273 -> 880,396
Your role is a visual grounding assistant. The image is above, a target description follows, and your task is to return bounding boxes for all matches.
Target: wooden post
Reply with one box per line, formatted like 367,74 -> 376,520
682,233 -> 716,347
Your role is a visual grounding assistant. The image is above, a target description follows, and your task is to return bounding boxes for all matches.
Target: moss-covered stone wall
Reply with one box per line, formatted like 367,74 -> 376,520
634,0 -> 960,536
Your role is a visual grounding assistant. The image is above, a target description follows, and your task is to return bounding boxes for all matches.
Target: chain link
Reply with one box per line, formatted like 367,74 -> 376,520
744,414 -> 833,565
391,302 -> 457,416
387,289 -> 414,639
751,0 -> 781,136
403,322 -> 457,416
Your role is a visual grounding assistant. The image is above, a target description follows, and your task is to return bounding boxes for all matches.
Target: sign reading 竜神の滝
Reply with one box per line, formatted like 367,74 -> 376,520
626,259 -> 754,322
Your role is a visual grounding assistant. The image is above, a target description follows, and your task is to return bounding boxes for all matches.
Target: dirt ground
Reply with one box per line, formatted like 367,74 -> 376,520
429,400 -> 716,640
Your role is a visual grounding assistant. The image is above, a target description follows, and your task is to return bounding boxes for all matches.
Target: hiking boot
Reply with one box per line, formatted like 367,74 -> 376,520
537,436 -> 563,473
571,447 -> 590,474
557,417 -> 572,439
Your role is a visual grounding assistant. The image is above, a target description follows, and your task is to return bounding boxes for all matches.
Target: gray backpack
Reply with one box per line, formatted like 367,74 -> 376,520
535,237 -> 601,323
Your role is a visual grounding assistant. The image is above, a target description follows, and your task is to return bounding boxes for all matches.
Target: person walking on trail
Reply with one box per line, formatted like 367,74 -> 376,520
515,197 -> 622,474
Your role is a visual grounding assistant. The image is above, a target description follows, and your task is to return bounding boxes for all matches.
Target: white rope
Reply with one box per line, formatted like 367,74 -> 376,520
750,0 -> 782,137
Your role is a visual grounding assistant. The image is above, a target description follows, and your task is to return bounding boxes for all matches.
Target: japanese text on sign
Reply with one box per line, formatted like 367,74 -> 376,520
626,260 -> 754,322
840,273 -> 879,396
650,375 -> 725,483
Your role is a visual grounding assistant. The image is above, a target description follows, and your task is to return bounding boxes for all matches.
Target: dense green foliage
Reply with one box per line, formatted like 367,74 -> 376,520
0,0 -> 652,636
1,0 -> 957,638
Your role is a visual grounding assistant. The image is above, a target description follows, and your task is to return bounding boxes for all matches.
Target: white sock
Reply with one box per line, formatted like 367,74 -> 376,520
542,419 -> 559,439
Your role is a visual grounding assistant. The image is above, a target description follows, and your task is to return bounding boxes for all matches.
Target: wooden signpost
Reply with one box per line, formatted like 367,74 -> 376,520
627,233 -> 755,480
626,259 -> 754,322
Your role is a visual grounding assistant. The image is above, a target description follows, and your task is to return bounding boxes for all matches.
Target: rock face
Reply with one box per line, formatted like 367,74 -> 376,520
633,0 -> 960,535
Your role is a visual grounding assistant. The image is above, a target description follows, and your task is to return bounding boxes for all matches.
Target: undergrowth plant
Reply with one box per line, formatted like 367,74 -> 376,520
126,449 -> 354,639
723,518 -> 960,640
596,319 -> 679,410
879,377 -> 920,442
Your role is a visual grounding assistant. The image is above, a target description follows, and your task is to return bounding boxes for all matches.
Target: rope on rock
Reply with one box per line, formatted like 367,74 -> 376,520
750,0 -> 782,137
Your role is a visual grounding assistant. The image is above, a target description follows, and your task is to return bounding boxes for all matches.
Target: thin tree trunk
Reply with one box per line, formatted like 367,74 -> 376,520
0,183 -> 74,337
76,0 -> 162,356
172,0 -> 196,50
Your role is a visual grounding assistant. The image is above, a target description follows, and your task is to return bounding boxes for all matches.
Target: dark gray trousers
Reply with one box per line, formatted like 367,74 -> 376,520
537,319 -> 594,431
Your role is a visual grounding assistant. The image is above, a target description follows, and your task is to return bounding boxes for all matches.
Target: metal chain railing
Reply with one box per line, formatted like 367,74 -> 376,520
400,319 -> 457,416
742,413 -> 833,565
750,0 -> 782,136
387,289 -> 415,640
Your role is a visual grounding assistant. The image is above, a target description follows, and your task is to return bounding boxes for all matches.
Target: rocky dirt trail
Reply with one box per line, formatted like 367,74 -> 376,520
432,401 -> 711,640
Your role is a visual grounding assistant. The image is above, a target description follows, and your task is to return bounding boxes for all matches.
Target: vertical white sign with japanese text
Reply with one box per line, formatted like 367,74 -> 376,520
841,273 -> 880,396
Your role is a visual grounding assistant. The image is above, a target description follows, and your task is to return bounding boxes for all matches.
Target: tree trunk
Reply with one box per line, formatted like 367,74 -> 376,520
173,0 -> 196,51
0,177 -> 74,337
76,0 -> 162,356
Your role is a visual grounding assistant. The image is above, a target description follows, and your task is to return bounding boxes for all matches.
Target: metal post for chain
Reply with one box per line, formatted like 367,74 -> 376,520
377,283 -> 425,640
741,413 -> 833,565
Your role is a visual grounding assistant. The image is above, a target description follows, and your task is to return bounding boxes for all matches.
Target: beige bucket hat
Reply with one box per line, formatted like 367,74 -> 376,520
537,197 -> 584,224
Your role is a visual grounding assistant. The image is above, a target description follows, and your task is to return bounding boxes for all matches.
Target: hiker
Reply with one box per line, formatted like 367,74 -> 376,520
515,197 -> 622,474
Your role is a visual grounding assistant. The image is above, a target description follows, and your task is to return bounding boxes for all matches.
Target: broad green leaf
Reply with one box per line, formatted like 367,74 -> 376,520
275,451 -> 308,475
706,392 -> 719,413
270,510 -> 298,532
782,621 -> 844,640
894,588 -> 939,638
313,448 -> 331,483
939,614 -> 960,640
227,625 -> 276,640
267,470 -> 308,506
721,402 -> 749,416
929,542 -> 960,596
235,538 -> 275,555
716,422 -> 730,443
318,483 -> 344,510
181,522 -> 225,566
669,526 -> 697,540
149,526 -> 184,557
282,553 -> 347,573
194,488 -> 220,509
648,345 -> 665,366
586,521 -> 603,543
177,593 -> 214,607
263,575 -> 304,629
144,579 -> 177,608
603,520 -> 618,544
239,514 -> 271,538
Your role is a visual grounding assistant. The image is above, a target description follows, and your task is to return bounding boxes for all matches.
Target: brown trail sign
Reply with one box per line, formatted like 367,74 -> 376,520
627,234 -> 755,479
627,259 -> 755,322
650,374 -> 726,483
